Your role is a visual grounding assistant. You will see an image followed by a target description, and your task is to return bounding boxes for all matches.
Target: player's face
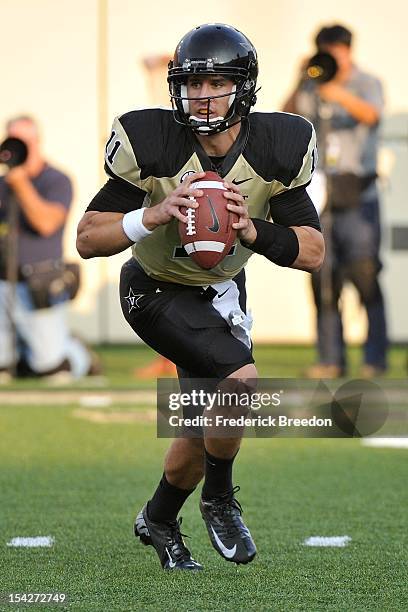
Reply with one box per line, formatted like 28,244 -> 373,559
186,75 -> 235,120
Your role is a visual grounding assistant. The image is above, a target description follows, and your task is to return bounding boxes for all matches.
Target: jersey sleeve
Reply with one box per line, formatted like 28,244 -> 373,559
104,115 -> 149,189
273,118 -> 317,195
85,178 -> 147,214
86,114 -> 150,214
268,185 -> 321,231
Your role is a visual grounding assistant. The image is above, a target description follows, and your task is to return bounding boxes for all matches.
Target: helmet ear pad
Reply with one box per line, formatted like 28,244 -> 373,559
180,83 -> 189,114
228,84 -> 237,113
233,78 -> 257,117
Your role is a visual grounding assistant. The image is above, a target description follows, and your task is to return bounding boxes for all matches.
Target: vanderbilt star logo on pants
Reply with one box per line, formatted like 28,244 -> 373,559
125,287 -> 144,313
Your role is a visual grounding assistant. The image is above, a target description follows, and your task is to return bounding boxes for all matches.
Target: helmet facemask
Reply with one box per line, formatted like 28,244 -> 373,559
170,71 -> 254,135
168,25 -> 258,135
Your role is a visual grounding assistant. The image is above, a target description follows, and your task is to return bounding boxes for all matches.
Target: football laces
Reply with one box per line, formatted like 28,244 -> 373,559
185,207 -> 196,236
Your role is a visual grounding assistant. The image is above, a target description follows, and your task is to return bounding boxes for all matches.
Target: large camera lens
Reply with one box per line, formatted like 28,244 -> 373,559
306,52 -> 338,84
0,137 -> 28,168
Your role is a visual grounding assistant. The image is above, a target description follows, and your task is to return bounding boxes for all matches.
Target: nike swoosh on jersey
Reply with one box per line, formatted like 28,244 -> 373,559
232,177 -> 252,185
210,525 -> 237,558
166,548 -> 176,568
206,196 -> 220,233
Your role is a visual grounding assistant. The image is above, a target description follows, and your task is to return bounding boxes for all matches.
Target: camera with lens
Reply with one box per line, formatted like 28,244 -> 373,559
304,52 -> 338,84
0,137 -> 28,169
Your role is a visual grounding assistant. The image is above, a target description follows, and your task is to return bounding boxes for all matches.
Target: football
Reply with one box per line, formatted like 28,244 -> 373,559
179,171 -> 238,270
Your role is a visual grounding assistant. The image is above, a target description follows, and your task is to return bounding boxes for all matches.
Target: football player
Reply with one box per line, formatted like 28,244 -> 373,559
77,23 -> 324,570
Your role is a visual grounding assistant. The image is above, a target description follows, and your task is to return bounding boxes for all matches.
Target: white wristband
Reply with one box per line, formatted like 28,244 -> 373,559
122,209 -> 153,243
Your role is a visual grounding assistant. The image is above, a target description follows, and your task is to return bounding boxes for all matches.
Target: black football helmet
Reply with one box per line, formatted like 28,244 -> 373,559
168,23 -> 258,135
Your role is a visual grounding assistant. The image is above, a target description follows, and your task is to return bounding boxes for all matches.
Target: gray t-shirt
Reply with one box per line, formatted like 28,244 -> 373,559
0,164 -> 72,272
296,65 -> 384,177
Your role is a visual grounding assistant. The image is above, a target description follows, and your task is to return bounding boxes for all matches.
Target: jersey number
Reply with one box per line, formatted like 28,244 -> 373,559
105,131 -> 122,164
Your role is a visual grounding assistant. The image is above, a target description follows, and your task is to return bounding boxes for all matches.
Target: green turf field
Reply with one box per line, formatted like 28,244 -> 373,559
1,344 -> 407,390
1,399 -> 407,611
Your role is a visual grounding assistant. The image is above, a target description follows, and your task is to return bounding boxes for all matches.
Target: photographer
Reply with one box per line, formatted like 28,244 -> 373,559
283,24 -> 388,378
0,116 -> 99,381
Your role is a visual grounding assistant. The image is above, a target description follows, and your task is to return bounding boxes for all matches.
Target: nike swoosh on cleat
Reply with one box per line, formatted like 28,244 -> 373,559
232,177 -> 252,185
210,525 -> 237,559
206,196 -> 220,233
166,548 -> 176,569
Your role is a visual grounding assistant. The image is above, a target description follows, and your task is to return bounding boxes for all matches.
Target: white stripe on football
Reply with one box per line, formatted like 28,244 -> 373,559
184,241 -> 225,254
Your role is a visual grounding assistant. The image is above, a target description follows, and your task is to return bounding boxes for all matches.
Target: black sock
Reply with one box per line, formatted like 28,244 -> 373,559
147,473 -> 195,523
201,449 -> 237,500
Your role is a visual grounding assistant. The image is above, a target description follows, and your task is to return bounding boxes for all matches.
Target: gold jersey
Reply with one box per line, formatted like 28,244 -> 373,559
104,108 -> 316,285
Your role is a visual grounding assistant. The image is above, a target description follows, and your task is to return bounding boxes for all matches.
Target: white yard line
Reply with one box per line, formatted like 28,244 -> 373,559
7,536 -> 55,548
361,437 -> 408,449
79,395 -> 113,408
72,408 -> 155,423
0,391 -> 156,405
304,536 -> 352,547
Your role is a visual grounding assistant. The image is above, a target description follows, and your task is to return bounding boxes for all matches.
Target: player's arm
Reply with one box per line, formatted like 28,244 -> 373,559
268,185 -> 324,272
223,117 -> 323,273
77,111 -> 207,259
241,115 -> 324,272
224,183 -> 324,273
288,224 -> 324,272
76,178 -> 143,258
76,174 -> 204,259
77,114 -> 148,259
76,210 -> 131,258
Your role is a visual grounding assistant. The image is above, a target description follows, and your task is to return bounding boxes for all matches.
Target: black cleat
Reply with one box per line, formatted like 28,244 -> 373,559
199,486 -> 256,565
134,505 -> 203,570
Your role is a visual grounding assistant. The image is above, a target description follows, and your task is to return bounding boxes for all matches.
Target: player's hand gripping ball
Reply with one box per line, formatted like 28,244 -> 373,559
178,171 -> 238,269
